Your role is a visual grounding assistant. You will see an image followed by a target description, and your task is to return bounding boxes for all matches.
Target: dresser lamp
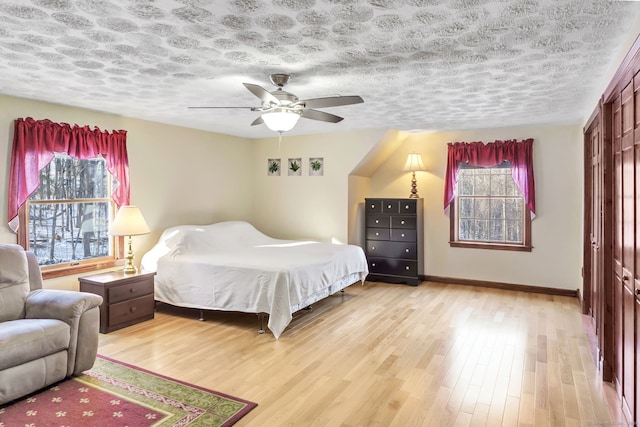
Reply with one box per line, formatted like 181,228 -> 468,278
403,153 -> 426,198
108,205 -> 150,274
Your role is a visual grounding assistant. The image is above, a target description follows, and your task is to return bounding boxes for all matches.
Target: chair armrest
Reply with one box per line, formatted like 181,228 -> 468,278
25,289 -> 103,325
25,289 -> 103,376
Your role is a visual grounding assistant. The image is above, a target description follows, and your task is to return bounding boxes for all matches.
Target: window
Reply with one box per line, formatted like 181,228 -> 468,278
18,153 -> 119,274
444,138 -> 535,251
9,117 -> 130,278
451,162 -> 532,251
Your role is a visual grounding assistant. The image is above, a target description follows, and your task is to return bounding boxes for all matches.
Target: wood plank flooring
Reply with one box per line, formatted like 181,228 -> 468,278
97,281 -> 621,426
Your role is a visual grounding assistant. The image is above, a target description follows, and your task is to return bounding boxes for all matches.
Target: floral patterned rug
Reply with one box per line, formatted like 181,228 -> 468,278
0,355 -> 257,426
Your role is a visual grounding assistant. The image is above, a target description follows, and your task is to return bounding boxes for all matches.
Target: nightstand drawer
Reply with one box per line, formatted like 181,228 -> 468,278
109,279 -> 154,304
108,294 -> 155,328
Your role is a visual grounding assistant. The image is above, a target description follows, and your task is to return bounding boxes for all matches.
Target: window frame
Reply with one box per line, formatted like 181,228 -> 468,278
17,155 -> 124,279
449,164 -> 532,252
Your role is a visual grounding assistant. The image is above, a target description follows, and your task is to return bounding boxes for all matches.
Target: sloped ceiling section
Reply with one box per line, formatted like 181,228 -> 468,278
0,0 -> 639,138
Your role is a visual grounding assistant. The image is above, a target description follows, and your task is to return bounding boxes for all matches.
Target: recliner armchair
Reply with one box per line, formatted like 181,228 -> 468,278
0,243 -> 103,405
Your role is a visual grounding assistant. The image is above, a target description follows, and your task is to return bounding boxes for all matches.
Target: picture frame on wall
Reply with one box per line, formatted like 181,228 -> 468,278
288,158 -> 302,176
268,158 -> 281,176
309,157 -> 324,176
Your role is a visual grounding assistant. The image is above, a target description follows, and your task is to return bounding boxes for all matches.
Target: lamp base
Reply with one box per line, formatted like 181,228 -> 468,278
408,172 -> 420,198
122,235 -> 138,274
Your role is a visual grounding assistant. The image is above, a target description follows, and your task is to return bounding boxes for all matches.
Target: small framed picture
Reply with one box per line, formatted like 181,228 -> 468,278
309,157 -> 324,176
267,158 -> 281,176
288,158 -> 302,176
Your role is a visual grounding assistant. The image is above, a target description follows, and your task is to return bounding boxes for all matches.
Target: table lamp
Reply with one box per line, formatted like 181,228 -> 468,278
403,153 -> 426,198
108,205 -> 150,274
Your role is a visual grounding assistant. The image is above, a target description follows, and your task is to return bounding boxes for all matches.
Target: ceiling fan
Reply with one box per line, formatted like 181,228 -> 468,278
188,73 -> 364,133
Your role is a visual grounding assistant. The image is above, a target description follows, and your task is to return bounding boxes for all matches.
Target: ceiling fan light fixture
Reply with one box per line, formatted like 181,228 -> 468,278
262,110 -> 301,133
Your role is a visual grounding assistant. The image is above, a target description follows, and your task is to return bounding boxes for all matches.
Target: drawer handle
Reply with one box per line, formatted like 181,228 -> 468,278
375,219 -> 379,223
401,220 -> 405,224
401,233 -> 405,237
372,263 -> 376,267
130,288 -> 135,293
372,246 -> 376,250
371,204 -> 375,209
405,249 -> 409,253
130,306 -> 137,313
405,266 -> 410,270
375,232 -> 379,236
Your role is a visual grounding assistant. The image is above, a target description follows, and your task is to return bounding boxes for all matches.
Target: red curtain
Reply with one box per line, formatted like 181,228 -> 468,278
8,117 -> 129,232
444,138 -> 535,217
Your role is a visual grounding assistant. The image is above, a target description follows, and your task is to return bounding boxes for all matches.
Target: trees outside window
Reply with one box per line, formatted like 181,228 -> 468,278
451,162 -> 531,251
23,153 -> 115,267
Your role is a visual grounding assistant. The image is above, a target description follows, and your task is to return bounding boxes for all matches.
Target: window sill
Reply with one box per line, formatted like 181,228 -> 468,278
449,241 -> 532,252
41,258 -> 124,280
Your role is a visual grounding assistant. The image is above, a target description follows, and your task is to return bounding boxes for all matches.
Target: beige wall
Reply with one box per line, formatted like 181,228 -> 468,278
0,94 -> 253,290
250,129 -> 386,243
368,125 -> 583,291
0,94 -> 584,293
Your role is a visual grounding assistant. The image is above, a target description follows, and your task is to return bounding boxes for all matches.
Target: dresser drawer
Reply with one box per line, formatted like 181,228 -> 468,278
390,229 -> 416,242
382,200 -> 399,213
368,258 -> 418,277
366,228 -> 390,240
108,279 -> 154,304
366,241 -> 417,259
398,200 -> 417,214
367,215 -> 390,228
108,294 -> 155,327
391,216 -> 416,229
366,199 -> 384,213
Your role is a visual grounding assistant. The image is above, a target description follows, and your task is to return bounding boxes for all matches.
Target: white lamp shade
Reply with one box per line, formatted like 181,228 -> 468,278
108,205 -> 150,236
403,153 -> 426,171
262,110 -> 301,132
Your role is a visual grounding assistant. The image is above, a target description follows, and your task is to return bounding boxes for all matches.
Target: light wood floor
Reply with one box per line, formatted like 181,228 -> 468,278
98,281 -> 621,426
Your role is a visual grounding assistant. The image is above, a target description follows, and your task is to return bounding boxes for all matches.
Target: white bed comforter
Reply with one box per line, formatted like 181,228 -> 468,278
140,221 -> 368,339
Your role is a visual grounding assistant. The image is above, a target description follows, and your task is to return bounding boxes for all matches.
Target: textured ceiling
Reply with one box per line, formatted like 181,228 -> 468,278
0,0 -> 639,139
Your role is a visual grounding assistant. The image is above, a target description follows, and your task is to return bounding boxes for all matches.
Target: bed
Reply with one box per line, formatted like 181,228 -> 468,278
140,221 -> 368,339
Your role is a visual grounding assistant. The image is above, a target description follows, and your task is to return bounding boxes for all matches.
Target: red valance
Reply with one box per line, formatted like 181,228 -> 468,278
8,117 -> 129,232
444,138 -> 535,217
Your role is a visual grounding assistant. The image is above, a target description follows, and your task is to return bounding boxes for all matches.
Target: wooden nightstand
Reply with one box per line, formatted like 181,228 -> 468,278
79,271 -> 156,333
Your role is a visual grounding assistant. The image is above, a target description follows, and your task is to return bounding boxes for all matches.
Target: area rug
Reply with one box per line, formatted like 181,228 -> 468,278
0,355 -> 257,426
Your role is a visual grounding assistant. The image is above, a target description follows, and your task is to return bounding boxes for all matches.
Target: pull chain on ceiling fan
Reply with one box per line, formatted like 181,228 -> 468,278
188,73 -> 364,133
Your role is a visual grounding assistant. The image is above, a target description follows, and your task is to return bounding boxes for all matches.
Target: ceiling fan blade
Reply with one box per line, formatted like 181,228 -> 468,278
300,95 -> 363,109
243,83 -> 279,105
187,106 -> 253,109
251,116 -> 264,126
301,109 -> 344,123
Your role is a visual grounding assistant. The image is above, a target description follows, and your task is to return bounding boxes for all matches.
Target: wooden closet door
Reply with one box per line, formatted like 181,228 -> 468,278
590,124 -> 602,331
634,73 -> 640,420
620,80 -> 636,421
613,93 -> 624,399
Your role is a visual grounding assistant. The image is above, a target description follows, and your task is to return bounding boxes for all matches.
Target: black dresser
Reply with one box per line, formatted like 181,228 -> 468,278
364,198 -> 424,286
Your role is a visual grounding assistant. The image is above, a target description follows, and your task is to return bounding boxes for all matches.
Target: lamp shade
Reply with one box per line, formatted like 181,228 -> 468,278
262,110 -> 301,132
108,206 -> 150,236
403,153 -> 426,172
